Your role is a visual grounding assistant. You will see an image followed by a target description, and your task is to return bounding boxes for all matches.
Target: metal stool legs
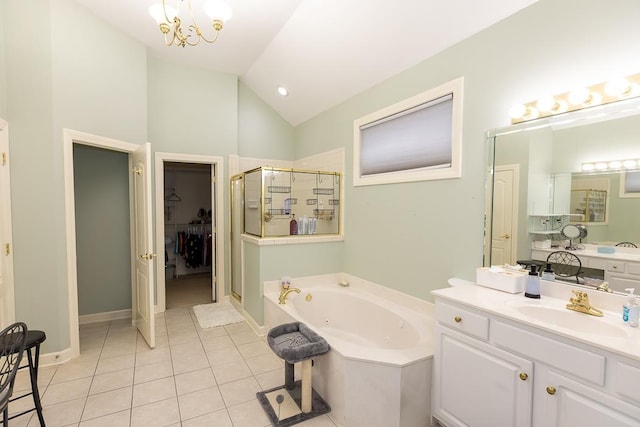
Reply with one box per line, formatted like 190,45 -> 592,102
8,332 -> 46,426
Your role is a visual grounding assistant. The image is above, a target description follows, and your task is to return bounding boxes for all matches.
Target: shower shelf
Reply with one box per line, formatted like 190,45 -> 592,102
313,188 -> 334,195
306,199 -> 318,205
268,186 -> 291,194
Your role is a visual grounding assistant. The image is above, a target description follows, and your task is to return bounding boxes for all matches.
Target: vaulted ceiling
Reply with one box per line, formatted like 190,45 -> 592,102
74,0 -> 538,126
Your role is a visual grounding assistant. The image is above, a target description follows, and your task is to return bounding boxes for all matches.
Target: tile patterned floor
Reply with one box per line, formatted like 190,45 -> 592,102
8,306 -> 338,427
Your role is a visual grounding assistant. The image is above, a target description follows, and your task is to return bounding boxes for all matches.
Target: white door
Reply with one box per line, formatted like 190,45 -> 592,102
491,166 -> 519,266
0,119 -> 14,328
133,143 -> 155,348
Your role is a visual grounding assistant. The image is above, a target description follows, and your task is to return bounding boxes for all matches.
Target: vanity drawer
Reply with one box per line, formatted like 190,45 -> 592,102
614,362 -> 640,404
627,263 -> 640,276
606,261 -> 626,273
436,301 -> 489,340
492,321 -> 605,385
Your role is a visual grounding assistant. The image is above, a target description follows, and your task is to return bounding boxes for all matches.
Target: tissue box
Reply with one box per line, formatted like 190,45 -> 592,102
533,239 -> 552,249
476,267 -> 526,294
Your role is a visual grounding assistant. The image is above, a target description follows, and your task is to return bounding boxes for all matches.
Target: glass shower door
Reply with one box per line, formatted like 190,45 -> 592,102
230,175 -> 243,301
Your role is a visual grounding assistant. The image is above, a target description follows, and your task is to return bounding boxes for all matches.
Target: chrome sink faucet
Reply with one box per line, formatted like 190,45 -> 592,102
278,281 -> 301,304
566,290 -> 603,317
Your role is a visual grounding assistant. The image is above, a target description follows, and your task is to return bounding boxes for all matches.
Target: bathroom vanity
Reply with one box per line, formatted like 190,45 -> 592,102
431,283 -> 640,427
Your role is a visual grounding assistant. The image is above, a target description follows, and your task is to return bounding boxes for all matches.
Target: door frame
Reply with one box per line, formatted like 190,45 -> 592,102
154,152 -> 225,312
63,128 -> 143,359
0,118 -> 15,327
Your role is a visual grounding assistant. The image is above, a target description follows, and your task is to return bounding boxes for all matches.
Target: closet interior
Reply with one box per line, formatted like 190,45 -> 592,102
163,162 -> 215,308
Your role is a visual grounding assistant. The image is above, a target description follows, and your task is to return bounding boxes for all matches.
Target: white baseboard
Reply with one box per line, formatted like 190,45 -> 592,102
79,309 -> 131,325
40,346 -> 74,367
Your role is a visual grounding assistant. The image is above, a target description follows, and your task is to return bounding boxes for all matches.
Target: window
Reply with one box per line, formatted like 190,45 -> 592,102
353,77 -> 463,186
620,170 -> 640,198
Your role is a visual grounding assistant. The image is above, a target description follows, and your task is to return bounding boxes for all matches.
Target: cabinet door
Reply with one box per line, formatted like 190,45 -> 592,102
537,371 -> 640,427
605,273 -> 640,293
433,327 -> 533,427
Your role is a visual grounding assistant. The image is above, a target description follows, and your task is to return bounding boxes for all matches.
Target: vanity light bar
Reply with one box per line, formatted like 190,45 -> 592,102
510,73 -> 640,124
581,159 -> 640,172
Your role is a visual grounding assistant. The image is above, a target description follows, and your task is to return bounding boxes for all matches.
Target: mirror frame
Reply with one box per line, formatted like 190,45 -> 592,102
485,96 -> 640,272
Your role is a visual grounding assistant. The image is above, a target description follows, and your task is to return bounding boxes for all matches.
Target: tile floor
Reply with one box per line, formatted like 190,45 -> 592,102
8,306 -> 338,427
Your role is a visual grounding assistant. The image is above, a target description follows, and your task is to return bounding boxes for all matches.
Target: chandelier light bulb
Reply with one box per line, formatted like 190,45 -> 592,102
204,0 -> 233,22
149,3 -> 176,24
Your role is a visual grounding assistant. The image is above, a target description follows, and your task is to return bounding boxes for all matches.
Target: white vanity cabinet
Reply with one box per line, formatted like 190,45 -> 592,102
433,302 -> 533,427
432,295 -> 640,427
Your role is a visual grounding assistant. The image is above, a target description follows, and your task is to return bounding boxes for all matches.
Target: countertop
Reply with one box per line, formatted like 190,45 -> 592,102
432,281 -> 640,362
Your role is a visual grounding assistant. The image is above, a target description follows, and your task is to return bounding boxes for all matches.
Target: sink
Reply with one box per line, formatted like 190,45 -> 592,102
509,303 -> 630,338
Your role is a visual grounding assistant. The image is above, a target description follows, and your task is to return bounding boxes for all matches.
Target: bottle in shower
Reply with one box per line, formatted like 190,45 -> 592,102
289,214 -> 298,235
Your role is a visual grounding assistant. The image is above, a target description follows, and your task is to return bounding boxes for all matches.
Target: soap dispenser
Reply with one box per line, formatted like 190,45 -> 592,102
525,265 -> 541,299
623,288 -> 639,327
541,263 -> 555,281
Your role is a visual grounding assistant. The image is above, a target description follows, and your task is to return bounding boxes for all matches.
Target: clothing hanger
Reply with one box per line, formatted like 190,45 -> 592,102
165,191 -> 182,202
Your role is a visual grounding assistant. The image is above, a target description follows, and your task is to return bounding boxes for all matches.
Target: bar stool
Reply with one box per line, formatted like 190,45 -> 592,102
4,330 -> 46,426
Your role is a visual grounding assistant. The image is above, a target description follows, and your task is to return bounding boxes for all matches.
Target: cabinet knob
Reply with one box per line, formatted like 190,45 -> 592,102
454,316 -> 462,323
519,372 -> 528,381
546,386 -> 556,395
612,264 -> 618,269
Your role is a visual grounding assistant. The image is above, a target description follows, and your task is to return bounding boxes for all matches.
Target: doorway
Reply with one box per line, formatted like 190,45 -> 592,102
491,164 -> 520,266
163,162 -> 213,309
154,153 -> 224,313
63,130 -> 155,361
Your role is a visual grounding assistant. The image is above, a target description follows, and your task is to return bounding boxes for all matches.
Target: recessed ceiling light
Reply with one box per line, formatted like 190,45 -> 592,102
277,86 -> 288,96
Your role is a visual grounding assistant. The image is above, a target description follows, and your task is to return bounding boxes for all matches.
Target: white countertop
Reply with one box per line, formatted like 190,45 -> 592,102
531,244 -> 640,262
432,281 -> 640,362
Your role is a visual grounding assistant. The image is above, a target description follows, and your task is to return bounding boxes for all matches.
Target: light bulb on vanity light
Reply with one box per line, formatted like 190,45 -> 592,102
582,163 -> 596,172
509,104 -> 539,120
536,97 -> 568,114
604,77 -> 635,98
623,160 -> 638,169
595,162 -> 609,171
608,160 -> 622,170
568,87 -> 602,106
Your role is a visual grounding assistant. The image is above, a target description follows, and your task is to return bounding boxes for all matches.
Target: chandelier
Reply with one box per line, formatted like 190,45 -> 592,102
149,0 -> 233,47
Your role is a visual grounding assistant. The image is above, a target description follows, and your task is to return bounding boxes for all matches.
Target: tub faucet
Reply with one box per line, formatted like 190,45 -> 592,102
279,283 -> 301,304
566,290 -> 603,317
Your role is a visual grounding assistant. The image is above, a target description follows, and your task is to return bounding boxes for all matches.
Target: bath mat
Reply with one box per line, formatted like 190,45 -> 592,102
192,301 -> 244,329
257,381 -> 331,427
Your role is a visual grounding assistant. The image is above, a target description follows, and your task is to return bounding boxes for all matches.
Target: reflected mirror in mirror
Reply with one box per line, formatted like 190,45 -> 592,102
485,97 -> 640,294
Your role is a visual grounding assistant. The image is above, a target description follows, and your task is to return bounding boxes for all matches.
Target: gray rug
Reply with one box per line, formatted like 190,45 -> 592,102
192,301 -> 244,328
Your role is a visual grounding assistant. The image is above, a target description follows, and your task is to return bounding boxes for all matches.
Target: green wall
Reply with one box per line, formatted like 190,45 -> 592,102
1,0 -> 294,351
238,82 -> 294,160
243,241 -> 345,324
73,145 -> 131,315
294,0 -> 640,301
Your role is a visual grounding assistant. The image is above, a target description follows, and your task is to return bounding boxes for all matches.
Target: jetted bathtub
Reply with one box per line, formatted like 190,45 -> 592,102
264,273 -> 435,427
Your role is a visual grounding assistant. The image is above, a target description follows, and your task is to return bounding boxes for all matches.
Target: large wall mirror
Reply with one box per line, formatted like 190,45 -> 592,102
485,97 -> 640,294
